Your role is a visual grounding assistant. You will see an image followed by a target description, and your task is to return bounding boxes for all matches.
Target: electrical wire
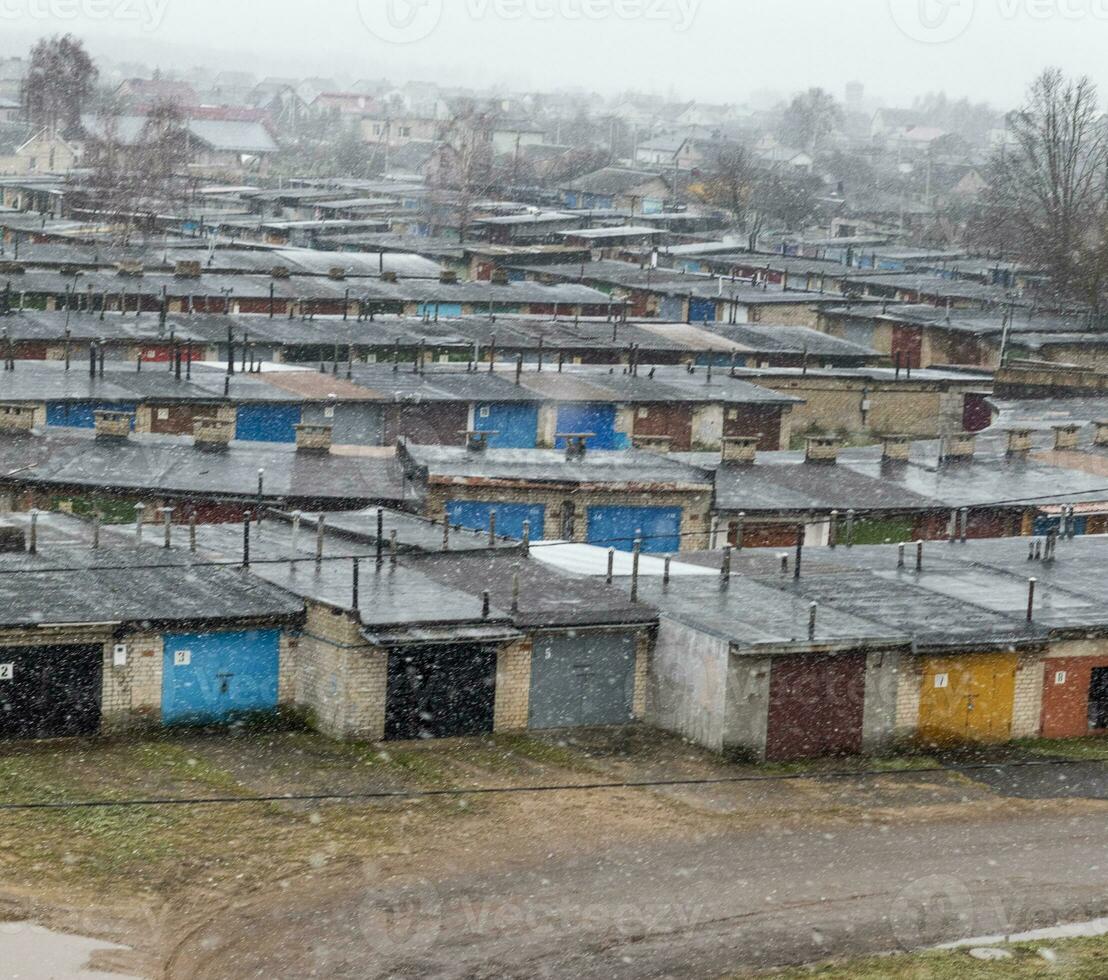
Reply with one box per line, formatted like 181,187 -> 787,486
0,755 -> 1102,812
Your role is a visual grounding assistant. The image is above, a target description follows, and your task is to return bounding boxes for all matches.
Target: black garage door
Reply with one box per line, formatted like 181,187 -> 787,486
385,645 -> 497,740
0,645 -> 103,739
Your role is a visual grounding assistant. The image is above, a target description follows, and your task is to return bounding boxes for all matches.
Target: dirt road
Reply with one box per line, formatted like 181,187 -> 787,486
168,798 -> 1108,979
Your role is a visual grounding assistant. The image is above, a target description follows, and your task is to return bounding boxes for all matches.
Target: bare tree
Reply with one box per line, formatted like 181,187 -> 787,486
693,145 -> 817,249
427,102 -> 497,243
82,99 -> 193,244
21,34 -> 97,135
973,68 -> 1108,307
779,88 -> 841,155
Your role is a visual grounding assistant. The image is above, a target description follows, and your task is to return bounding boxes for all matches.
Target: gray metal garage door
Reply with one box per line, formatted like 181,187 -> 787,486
301,403 -> 385,446
529,632 -> 636,729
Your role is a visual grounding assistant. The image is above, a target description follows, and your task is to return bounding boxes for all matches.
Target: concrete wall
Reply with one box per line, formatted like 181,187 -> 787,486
648,617 -> 730,751
723,653 -> 771,759
861,650 -> 901,752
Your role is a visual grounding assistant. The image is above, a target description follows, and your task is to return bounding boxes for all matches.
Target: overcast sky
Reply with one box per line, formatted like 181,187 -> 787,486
2,0 -> 1107,109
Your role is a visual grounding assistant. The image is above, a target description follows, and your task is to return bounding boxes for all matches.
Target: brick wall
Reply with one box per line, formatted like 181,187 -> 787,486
1012,649 -> 1045,738
893,653 -> 922,737
297,601 -> 387,740
633,630 -> 650,718
494,638 -> 531,731
101,632 -> 163,731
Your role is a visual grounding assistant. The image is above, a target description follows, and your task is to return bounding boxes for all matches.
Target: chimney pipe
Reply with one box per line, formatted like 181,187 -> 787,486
1007,428 -> 1034,456
1053,424 -> 1080,451
630,535 -> 641,603
720,436 -> 758,464
804,436 -> 839,465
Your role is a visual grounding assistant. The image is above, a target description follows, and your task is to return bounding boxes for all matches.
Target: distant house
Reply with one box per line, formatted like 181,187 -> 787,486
635,133 -> 691,168
78,113 -> 279,176
0,97 -> 20,124
562,167 -> 670,213
0,57 -> 27,102
379,138 -> 438,179
209,70 -> 257,106
490,122 -> 546,156
753,139 -> 813,174
870,107 -> 923,141
115,77 -> 198,110
296,77 -> 340,105
1,128 -> 82,175
249,82 -> 310,131
359,115 -> 438,146
312,92 -> 382,117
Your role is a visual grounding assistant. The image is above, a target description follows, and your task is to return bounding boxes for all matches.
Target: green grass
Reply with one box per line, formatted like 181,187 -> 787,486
754,754 -> 943,778
755,936 -> 1108,978
1012,736 -> 1108,761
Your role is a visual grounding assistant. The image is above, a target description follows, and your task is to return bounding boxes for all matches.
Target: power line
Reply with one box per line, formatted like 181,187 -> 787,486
0,755 -> 1101,813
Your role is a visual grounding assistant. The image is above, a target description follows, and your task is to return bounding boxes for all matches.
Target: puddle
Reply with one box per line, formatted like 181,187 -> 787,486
0,922 -> 138,979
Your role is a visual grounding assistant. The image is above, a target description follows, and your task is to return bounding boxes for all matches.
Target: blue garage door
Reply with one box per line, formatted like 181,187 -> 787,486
447,500 -> 546,541
46,401 -> 136,429
1033,515 -> 1087,537
235,404 -> 301,443
416,302 -> 463,318
162,629 -> 281,725
689,298 -> 717,322
587,505 -> 682,554
474,402 -> 538,448
555,403 -> 625,450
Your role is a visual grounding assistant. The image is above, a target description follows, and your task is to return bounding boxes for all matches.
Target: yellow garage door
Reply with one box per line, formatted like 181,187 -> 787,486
918,653 -> 1017,745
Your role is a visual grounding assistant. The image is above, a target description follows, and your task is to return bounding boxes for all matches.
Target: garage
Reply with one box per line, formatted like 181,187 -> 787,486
300,402 -> 385,446
917,652 -> 1016,745
555,403 -> 625,450
0,644 -> 102,739
765,653 -> 866,761
587,504 -> 682,553
447,500 -> 546,541
529,632 -> 636,729
474,402 -> 539,449
385,644 -> 497,740
47,401 -> 137,429
235,403 -> 302,443
689,297 -> 718,322
162,629 -> 281,725
1041,656 -> 1108,738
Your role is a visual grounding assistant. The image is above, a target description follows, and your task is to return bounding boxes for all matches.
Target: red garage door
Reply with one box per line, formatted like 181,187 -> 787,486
766,653 -> 866,761
1041,657 -> 1108,739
